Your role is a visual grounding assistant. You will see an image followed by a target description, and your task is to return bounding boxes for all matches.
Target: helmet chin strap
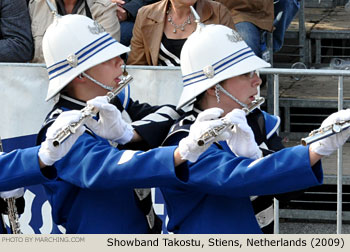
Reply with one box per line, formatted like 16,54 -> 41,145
82,72 -> 114,91
216,84 -> 248,109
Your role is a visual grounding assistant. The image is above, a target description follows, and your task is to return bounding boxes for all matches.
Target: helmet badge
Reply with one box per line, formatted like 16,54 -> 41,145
227,30 -> 243,43
203,65 -> 215,79
88,21 -> 105,34
67,54 -> 78,68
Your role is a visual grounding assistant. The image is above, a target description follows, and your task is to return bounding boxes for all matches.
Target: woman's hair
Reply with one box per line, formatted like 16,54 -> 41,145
193,91 -> 205,108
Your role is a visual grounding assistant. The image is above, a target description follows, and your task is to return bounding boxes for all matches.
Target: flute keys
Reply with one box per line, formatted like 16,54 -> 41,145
332,124 -> 342,133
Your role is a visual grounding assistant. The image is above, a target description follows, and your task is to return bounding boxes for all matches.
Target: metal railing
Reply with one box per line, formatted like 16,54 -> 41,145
260,67 -> 350,234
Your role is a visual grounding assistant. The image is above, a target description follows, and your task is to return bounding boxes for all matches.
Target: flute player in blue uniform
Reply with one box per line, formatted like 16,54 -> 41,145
160,15 -> 350,233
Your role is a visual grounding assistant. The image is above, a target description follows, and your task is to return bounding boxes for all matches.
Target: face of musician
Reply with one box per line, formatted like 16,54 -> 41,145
219,71 -> 262,115
200,71 -> 262,116
67,56 -> 124,101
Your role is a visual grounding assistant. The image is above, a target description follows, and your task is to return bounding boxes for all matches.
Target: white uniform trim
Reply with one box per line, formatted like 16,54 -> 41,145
60,94 -> 86,107
117,150 -> 137,164
131,106 -> 180,126
255,205 -> 274,228
266,115 -> 281,140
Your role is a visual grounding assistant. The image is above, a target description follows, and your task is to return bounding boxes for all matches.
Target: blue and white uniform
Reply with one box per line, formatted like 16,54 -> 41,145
161,108 -> 323,234
0,147 -> 56,191
36,90 -> 186,234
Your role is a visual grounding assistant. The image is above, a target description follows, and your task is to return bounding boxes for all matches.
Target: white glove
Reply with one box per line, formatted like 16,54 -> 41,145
85,96 -> 134,144
178,108 -> 232,162
38,110 -> 86,166
224,109 -> 262,159
0,188 -> 24,199
310,109 -> 350,156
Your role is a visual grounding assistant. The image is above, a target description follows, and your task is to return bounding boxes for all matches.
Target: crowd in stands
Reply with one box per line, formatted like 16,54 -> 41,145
1,0 -> 299,64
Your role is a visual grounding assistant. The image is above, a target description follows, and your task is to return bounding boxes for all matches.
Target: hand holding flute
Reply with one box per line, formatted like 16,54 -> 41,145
84,96 -> 134,145
178,108 -> 233,162
196,97 -> 265,146
307,109 -> 350,156
182,97 -> 264,162
224,109 -> 262,159
52,74 -> 133,147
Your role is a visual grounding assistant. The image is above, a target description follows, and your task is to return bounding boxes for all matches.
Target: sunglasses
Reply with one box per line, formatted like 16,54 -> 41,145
242,70 -> 258,79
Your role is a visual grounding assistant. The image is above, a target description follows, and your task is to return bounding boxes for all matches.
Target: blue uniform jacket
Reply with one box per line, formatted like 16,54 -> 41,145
161,109 -> 323,234
36,91 -> 186,234
0,147 -> 56,191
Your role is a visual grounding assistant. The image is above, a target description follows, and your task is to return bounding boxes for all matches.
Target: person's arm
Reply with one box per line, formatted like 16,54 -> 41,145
92,0 -> 121,42
0,0 -> 33,62
127,8 -> 148,65
47,132 -> 189,190
168,130 -> 324,198
111,0 -> 158,21
39,108 -> 186,190
176,110 -> 350,198
173,147 -> 184,167
0,110 -> 89,190
128,102 -> 183,148
123,0 -> 158,20
217,1 -> 236,30
309,150 -> 323,167
57,107 -> 231,190
38,156 -> 47,169
0,146 -> 56,191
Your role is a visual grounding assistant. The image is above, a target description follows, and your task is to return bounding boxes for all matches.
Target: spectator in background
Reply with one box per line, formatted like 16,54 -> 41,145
273,0 -> 300,53
215,0 -> 274,58
215,0 -> 300,58
111,0 -> 159,47
29,0 -> 120,63
127,0 -> 234,66
0,0 -> 33,62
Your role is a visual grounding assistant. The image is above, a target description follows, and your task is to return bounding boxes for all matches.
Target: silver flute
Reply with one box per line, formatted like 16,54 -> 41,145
52,74 -> 133,147
4,198 -> 22,234
0,137 -> 22,234
197,97 -> 265,146
301,120 -> 350,146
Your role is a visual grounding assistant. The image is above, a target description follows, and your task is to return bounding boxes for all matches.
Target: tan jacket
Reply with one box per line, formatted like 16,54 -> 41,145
215,0 -> 274,32
29,0 -> 120,63
127,0 -> 235,66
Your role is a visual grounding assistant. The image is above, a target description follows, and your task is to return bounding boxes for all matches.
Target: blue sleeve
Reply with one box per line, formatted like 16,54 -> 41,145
185,144 -> 323,197
166,131 -> 322,198
53,132 -> 188,190
0,146 -> 57,191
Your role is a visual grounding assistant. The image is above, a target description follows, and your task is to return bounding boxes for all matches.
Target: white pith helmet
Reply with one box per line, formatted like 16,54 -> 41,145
177,24 -> 271,109
43,14 -> 130,101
